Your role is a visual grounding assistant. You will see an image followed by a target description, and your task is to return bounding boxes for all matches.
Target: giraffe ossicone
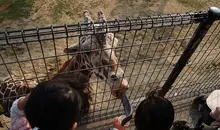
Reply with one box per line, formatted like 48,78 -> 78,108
0,75 -> 34,117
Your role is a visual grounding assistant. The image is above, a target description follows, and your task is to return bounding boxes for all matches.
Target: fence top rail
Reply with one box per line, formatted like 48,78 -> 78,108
0,11 -> 214,45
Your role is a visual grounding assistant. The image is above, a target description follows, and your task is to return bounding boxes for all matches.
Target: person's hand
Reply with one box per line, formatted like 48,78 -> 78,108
11,116 -> 32,130
18,94 -> 30,110
172,120 -> 190,130
194,126 -> 203,130
113,117 -> 128,130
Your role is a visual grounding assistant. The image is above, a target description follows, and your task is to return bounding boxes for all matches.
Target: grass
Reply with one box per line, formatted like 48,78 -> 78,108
0,0 -> 16,5
177,0 -> 206,10
52,2 -> 67,21
0,0 -> 34,20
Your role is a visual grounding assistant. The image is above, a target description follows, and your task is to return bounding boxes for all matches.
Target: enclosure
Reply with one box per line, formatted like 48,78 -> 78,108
1,7 -> 220,129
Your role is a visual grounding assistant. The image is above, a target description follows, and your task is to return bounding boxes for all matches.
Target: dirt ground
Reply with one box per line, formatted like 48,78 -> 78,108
1,0 -> 220,129
0,0 -> 219,30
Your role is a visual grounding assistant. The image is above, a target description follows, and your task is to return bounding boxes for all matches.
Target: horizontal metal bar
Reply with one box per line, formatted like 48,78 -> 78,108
1,42 -> 219,69
0,68 -> 170,86
0,12 -> 206,34
0,12 -> 209,45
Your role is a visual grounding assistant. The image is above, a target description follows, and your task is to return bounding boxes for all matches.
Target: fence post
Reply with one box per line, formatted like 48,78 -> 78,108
158,7 -> 220,97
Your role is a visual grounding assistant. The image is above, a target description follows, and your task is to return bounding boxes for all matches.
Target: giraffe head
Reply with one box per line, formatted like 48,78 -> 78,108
64,11 -> 129,97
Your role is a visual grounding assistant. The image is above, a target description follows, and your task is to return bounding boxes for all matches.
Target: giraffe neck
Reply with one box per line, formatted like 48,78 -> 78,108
54,54 -> 93,79
0,78 -> 33,116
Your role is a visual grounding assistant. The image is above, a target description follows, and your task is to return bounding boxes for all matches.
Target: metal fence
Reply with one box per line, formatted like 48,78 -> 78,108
1,7 -> 220,129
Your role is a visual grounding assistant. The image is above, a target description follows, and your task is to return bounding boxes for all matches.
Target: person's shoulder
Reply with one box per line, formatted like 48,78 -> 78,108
207,90 -> 220,111
10,97 -> 25,118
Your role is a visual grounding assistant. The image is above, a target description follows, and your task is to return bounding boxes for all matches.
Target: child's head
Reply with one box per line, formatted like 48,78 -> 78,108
24,72 -> 91,130
134,90 -> 174,130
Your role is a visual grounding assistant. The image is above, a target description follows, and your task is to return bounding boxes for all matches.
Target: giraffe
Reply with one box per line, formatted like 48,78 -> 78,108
53,10 -> 129,96
0,76 -> 36,117
0,10 -> 129,117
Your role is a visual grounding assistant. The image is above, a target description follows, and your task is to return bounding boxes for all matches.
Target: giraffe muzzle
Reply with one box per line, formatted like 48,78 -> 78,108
111,78 -> 129,98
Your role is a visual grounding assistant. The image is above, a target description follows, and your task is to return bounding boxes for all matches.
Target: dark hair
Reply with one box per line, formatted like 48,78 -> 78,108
134,90 -> 174,130
24,72 -> 91,130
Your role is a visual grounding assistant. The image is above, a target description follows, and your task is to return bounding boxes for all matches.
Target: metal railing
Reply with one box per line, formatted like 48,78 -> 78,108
1,7 -> 220,129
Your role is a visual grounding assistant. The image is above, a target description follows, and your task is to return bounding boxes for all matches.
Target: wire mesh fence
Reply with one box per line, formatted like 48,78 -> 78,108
0,8 -> 220,129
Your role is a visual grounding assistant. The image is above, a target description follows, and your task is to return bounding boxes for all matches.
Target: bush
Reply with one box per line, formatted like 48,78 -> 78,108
0,0 -> 34,20
0,0 -> 16,5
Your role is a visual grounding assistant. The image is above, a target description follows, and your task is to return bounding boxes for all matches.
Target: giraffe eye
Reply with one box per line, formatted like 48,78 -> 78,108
110,75 -> 119,81
102,59 -> 109,65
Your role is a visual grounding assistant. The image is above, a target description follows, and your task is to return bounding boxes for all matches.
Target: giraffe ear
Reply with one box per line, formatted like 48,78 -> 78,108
64,41 -> 91,54
64,45 -> 79,54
